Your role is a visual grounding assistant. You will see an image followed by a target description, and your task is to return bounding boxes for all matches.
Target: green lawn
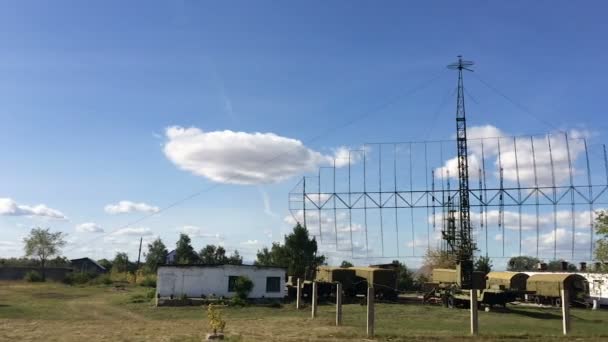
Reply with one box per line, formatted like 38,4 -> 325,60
1,281 -> 608,341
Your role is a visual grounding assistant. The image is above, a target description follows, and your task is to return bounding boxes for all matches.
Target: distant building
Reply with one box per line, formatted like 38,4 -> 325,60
156,264 -> 286,299
71,258 -> 107,274
165,250 -> 177,264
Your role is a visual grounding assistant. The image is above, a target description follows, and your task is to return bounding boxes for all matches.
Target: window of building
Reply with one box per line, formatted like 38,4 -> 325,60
266,276 -> 281,293
228,276 -> 238,292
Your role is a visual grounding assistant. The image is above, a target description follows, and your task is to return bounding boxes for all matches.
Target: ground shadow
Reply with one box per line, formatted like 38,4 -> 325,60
499,307 -> 561,320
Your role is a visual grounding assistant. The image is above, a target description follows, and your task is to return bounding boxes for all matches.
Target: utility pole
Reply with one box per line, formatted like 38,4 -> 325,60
135,237 -> 143,283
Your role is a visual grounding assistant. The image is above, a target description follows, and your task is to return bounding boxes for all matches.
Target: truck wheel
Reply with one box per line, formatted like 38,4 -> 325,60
447,296 -> 455,309
555,298 -> 561,307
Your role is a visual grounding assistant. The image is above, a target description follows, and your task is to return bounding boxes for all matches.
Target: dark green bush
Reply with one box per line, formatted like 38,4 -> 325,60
230,296 -> 248,307
24,270 -> 43,282
140,276 -> 156,288
63,272 -> 95,285
234,276 -> 253,300
145,288 -> 156,299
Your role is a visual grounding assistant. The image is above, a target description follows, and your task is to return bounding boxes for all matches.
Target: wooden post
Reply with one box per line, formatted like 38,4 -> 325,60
336,283 -> 343,326
367,287 -> 375,338
470,290 -> 479,336
296,278 -> 302,310
311,281 -> 318,318
561,289 -> 570,335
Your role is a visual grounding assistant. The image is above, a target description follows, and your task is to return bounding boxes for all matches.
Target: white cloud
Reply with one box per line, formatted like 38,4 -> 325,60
0,198 -> 66,219
104,201 -> 159,214
258,187 -> 279,218
163,126 -> 351,185
241,239 -> 260,246
111,227 -> 153,236
75,222 -> 104,233
436,125 -> 590,187
179,225 -> 223,240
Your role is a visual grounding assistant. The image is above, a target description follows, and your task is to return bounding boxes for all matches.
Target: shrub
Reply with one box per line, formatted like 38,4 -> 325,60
63,272 -> 95,285
207,304 -> 226,334
24,270 -> 43,282
145,288 -> 156,300
230,296 -> 247,307
234,276 -> 253,300
140,276 -> 156,288
129,293 -> 148,303
90,274 -> 113,285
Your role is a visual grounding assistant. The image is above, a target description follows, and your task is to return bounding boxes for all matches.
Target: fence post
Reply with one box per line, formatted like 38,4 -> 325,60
296,278 -> 302,310
311,281 -> 318,318
336,282 -> 343,326
470,289 -> 479,336
367,287 -> 375,338
561,289 -> 570,335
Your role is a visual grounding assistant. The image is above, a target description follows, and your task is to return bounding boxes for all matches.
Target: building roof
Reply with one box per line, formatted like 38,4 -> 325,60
486,272 -> 528,281
527,273 -> 585,283
70,257 -> 106,271
158,263 -> 286,270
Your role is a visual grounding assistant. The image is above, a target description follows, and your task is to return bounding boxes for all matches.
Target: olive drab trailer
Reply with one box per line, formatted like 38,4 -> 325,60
424,268 -> 517,308
349,267 -> 398,299
526,273 -> 590,307
486,272 -> 529,291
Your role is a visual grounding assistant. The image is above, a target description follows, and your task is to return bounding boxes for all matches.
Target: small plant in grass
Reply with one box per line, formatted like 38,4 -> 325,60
207,304 -> 226,339
139,275 -> 156,288
24,270 -> 43,282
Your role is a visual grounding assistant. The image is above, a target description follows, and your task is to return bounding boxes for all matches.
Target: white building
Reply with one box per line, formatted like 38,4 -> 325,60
156,264 -> 287,299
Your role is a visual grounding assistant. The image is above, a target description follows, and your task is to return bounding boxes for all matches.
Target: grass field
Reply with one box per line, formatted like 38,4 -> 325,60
2,282 -> 608,341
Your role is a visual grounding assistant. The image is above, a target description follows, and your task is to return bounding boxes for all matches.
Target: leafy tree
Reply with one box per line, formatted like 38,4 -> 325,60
547,259 -> 578,272
595,210 -> 608,272
340,260 -> 354,268
97,258 -> 113,270
474,256 -> 493,275
23,227 -> 67,281
507,256 -> 541,271
145,238 -> 168,273
112,252 -> 130,273
175,233 -> 198,264
227,250 -> 243,265
255,224 -> 325,279
391,260 -> 415,291
254,246 -> 275,266
419,248 -> 456,277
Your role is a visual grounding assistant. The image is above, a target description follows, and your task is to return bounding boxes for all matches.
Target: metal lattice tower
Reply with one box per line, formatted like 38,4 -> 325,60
447,55 -> 475,288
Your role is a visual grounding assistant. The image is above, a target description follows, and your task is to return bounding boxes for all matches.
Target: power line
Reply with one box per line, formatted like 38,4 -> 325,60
64,72 -> 447,255
470,72 -> 565,133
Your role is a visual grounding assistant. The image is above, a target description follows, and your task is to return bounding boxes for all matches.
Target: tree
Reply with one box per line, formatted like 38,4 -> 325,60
507,256 -> 540,271
419,248 -> 456,277
595,210 -> 608,272
254,224 -> 325,279
391,260 -> 415,291
340,260 -> 354,268
23,227 -> 66,281
474,256 -> 493,275
175,233 -> 198,264
112,252 -> 130,273
254,246 -> 276,266
227,250 -> 243,265
97,258 -> 113,270
547,259 -> 577,272
145,238 -> 168,273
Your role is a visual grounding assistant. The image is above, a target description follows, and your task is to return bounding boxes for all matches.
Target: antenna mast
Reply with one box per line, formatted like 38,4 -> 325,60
447,55 -> 475,289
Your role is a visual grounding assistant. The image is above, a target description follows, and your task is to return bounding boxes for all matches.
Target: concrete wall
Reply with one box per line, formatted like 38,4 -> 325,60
157,265 -> 286,299
0,266 -> 72,281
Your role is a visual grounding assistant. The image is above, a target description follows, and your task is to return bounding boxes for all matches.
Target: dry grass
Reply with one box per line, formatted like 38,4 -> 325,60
1,281 -> 608,341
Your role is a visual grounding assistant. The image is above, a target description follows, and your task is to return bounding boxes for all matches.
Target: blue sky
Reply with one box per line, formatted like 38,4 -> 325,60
1,1 -> 607,269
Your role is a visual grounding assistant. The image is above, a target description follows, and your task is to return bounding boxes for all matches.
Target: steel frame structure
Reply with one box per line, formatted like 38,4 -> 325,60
289,59 -> 608,265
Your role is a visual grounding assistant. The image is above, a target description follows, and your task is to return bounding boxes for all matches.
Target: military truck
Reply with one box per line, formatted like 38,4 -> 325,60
526,273 -> 589,307
424,267 -> 515,308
